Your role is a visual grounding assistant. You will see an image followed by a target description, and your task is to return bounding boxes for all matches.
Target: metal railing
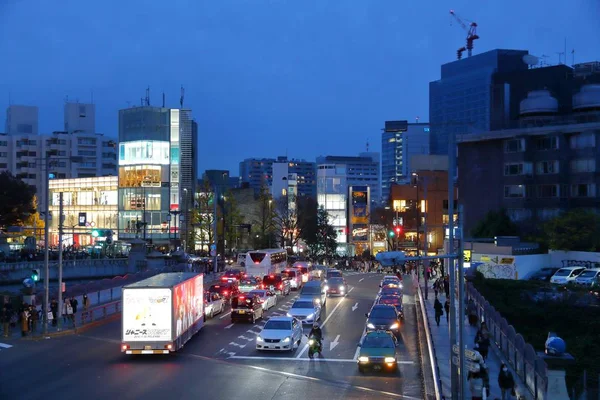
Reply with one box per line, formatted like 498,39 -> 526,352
466,283 -> 547,399
79,300 -> 121,326
0,258 -> 128,271
417,282 -> 443,400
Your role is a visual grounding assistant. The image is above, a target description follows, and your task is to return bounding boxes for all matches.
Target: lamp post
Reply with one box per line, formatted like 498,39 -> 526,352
183,188 -> 188,253
167,214 -> 172,250
412,172 -> 430,299
42,154 -> 83,335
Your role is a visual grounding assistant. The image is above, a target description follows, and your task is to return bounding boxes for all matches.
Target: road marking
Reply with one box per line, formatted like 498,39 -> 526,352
219,311 -> 232,319
296,296 -> 347,358
359,278 -> 365,282
224,323 -> 235,329
238,335 -> 255,341
0,343 -> 13,349
348,287 -> 354,294
229,355 -> 415,364
352,302 -> 359,312
329,334 -> 340,351
229,342 -> 247,348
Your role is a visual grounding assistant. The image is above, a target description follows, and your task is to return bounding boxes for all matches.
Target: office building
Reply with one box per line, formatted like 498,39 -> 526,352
117,106 -> 194,246
317,153 -> 380,205
64,102 -> 96,134
48,176 -> 118,247
240,156 -> 316,197
429,49 -> 529,155
5,105 -> 38,135
382,120 -> 430,203
457,84 -> 600,235
1,102 -> 118,210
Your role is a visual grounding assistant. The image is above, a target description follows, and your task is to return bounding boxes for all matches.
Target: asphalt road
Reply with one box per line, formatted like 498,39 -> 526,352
0,272 -> 423,400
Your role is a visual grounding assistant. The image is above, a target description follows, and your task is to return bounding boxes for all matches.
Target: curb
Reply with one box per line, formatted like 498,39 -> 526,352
21,313 -> 122,340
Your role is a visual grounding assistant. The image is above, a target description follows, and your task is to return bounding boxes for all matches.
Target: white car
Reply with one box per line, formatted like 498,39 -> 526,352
204,292 -> 225,319
550,267 -> 586,285
248,289 -> 277,310
287,298 -> 321,325
256,316 -> 303,352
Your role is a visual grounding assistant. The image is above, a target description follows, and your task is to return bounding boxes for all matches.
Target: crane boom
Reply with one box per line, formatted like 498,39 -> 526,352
449,9 -> 479,58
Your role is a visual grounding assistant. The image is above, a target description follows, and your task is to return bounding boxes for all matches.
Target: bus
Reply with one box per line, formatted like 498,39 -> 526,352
245,249 -> 288,277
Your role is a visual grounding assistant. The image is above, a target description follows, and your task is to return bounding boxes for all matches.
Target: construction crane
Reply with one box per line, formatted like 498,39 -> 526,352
450,9 -> 479,59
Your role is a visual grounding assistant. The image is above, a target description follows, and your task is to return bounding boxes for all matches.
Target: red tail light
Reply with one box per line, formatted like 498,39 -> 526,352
224,291 -> 229,295
239,296 -> 245,300
278,283 -> 283,289
254,261 -> 259,264
269,275 -> 274,278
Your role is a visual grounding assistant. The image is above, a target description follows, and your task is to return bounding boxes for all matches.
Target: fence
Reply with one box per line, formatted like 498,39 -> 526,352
416,283 -> 444,400
0,258 -> 128,272
78,300 -> 121,326
466,282 -> 547,399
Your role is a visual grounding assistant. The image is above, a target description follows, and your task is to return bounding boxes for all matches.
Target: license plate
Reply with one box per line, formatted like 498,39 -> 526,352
237,310 -> 245,314
270,286 -> 274,290
144,345 -> 152,350
373,365 -> 382,370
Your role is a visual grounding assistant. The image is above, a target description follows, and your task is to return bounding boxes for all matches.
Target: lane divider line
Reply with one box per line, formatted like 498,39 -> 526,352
296,296 -> 347,359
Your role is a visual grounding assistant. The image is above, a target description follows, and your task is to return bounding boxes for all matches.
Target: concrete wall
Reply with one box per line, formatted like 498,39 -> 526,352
548,250 -> 600,268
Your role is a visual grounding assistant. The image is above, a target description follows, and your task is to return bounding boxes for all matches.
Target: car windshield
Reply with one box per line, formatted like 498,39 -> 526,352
301,286 -> 321,295
329,278 -> 344,285
283,270 -> 297,277
370,307 -> 397,319
240,279 -> 255,285
263,276 -> 280,285
249,290 -> 266,297
363,335 -> 395,348
578,271 -> 598,278
379,297 -> 400,304
554,269 -> 572,276
292,301 -> 314,309
232,297 -> 253,309
327,271 -> 342,277
264,320 -> 291,330
383,279 -> 399,285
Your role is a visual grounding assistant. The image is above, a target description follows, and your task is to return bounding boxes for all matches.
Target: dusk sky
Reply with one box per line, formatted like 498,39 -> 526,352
1,0 -> 598,174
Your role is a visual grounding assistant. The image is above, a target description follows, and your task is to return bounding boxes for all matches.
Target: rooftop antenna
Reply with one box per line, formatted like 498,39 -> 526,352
180,86 -> 185,108
65,95 -> 69,103
366,139 -> 370,152
145,87 -> 150,106
540,54 -> 549,66
416,116 -> 420,123
126,101 -> 131,108
162,92 -> 165,108
571,49 -> 575,66
140,98 -> 144,106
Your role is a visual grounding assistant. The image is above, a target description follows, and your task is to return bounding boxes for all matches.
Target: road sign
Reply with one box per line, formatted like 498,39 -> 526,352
452,356 -> 480,372
210,244 -> 216,251
452,344 -> 479,361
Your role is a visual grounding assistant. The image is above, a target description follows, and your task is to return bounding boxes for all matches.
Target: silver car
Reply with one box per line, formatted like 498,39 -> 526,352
256,316 -> 303,352
248,289 -> 277,310
287,299 -> 321,325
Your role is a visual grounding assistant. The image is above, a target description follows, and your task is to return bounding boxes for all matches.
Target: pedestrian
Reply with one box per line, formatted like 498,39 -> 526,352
50,299 -> 58,326
467,298 -> 478,326
20,309 -> 29,337
2,304 -> 11,338
444,298 -> 450,323
83,293 -> 90,311
434,297 -> 444,326
498,362 -> 516,400
443,276 -> 450,298
468,367 -> 484,400
476,331 -> 490,361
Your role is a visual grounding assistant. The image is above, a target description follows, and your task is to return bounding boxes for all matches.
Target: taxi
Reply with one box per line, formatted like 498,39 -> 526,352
356,330 -> 398,373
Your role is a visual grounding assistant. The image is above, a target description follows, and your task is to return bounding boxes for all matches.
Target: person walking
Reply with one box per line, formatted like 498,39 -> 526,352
468,368 -> 484,400
444,298 -> 450,323
498,362 -> 516,399
433,297 -> 444,326
20,308 -> 29,337
2,304 -> 11,338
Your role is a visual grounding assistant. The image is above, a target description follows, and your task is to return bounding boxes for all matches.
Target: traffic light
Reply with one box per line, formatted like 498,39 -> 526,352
91,229 -> 100,238
395,226 -> 403,235
389,230 -> 395,237
31,269 -> 40,282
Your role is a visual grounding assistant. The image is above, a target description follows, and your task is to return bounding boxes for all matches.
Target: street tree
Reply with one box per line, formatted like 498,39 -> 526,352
222,190 -> 243,254
192,180 -> 215,253
23,195 -> 45,240
302,206 -> 337,259
253,185 -> 276,249
273,194 -> 302,251
471,209 -> 519,238
543,209 -> 600,252
0,171 -> 36,228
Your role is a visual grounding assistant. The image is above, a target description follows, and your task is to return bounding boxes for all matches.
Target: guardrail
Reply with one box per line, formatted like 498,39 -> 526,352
416,283 -> 444,400
0,258 -> 128,271
79,300 -> 121,326
467,282 -> 547,399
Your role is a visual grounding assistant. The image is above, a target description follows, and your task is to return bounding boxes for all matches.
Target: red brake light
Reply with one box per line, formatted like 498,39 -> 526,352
255,261 -> 259,264
239,296 -> 245,300
269,275 -> 274,278
224,291 -> 229,295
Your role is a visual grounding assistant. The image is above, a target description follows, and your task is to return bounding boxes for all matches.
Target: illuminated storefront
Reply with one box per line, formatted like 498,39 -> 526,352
49,176 -> 118,247
348,186 -> 371,255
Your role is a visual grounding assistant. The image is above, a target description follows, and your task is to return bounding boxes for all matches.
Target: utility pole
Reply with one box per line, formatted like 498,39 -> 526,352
212,185 -> 218,274
458,204 -> 467,399
448,128 -> 459,399
57,192 -> 64,331
422,177 -> 429,300
43,158 -> 50,334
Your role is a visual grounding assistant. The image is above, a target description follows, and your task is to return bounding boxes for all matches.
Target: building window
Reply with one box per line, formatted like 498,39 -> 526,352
538,208 -> 561,220
569,133 -> 595,149
393,200 -> 407,211
504,185 -> 525,198
570,158 -> 596,173
0,141 -> 7,146
0,152 -> 7,157
537,184 -> 559,198
78,150 -> 96,156
507,208 -> 532,222
58,151 -> 66,156
571,183 -> 596,198
78,138 -> 96,145
536,160 -> 559,174
536,136 -> 559,151
503,163 -> 532,176
504,138 -> 525,153
0,163 -> 7,169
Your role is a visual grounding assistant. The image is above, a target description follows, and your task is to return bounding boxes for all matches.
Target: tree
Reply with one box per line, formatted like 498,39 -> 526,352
192,180 -> 215,253
0,171 -> 36,227
253,185 -> 276,249
371,206 -> 395,249
471,209 -> 519,238
23,195 -> 45,240
302,206 -> 337,259
543,209 -> 600,252
273,194 -> 302,251
222,190 -> 243,253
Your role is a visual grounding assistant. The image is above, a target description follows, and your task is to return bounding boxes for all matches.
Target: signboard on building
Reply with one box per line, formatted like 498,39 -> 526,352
352,225 -> 368,241
78,213 -> 87,227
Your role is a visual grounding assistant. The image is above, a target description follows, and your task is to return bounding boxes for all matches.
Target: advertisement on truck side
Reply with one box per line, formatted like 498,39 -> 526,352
173,275 -> 204,337
122,288 -> 172,341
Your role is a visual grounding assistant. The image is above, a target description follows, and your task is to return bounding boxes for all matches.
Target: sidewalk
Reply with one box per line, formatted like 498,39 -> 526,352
2,271 -> 224,341
421,284 -> 533,399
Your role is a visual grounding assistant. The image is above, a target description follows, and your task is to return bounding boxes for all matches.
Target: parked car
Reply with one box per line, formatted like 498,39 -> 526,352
550,267 -> 586,285
528,268 -> 560,282
574,268 -> 600,287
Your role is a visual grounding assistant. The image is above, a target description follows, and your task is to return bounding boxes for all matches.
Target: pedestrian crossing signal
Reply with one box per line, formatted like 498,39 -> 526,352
31,269 -> 40,282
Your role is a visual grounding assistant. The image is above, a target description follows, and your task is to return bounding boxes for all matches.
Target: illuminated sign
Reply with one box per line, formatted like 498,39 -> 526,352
464,250 -> 471,263
352,225 -> 368,241
119,141 -> 170,166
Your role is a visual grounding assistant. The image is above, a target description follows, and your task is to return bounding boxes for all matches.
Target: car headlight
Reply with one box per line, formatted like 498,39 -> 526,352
339,286 -> 344,291
384,357 -> 396,363
308,339 -> 315,345
306,313 -> 314,320
367,323 -> 375,329
389,322 -> 399,330
256,336 -> 264,342
358,356 -> 369,363
315,298 -> 321,304
324,286 -> 329,291
282,337 -> 291,343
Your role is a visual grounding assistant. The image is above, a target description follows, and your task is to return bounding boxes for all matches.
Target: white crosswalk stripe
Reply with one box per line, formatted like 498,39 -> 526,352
0,342 -> 13,350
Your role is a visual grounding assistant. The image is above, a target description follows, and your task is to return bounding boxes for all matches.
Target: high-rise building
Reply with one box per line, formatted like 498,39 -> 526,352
117,106 -> 194,246
317,153 -> 380,205
1,103 -> 117,210
64,102 -> 96,134
429,49 -> 529,155
5,105 -> 38,135
240,156 -> 316,197
381,121 -> 430,203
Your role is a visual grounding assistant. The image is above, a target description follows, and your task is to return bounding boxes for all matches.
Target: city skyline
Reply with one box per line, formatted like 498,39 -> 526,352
1,0 -> 598,173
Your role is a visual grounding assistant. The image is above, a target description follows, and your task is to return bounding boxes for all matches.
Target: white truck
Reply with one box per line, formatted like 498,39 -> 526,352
121,272 -> 204,355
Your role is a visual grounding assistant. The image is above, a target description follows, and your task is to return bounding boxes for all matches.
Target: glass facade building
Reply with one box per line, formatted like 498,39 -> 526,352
429,49 -> 529,155
117,107 -> 194,244
239,156 -> 316,198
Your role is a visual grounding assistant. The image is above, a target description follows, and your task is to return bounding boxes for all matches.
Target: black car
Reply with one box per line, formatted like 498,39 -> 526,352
262,274 -> 291,296
208,282 -> 239,301
529,268 -> 560,282
365,305 -> 402,339
231,293 -> 264,323
326,277 -> 348,296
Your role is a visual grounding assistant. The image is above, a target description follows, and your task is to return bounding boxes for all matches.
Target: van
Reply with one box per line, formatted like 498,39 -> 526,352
550,266 -> 586,285
299,281 -> 327,306
574,268 -> 600,287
